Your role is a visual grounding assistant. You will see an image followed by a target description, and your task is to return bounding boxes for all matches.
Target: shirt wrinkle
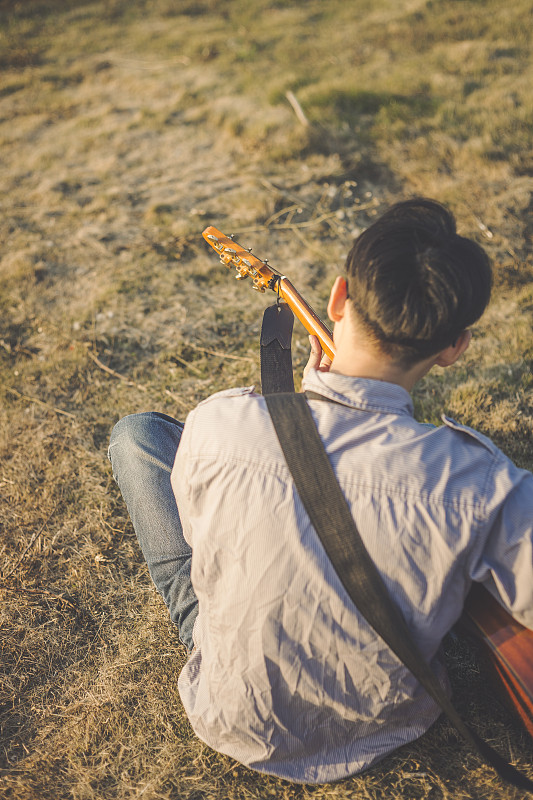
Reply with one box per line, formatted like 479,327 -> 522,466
188,450 -> 487,511
172,370 -> 533,784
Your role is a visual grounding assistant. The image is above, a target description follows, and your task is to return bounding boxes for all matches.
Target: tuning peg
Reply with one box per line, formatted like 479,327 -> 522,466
221,248 -> 237,266
206,234 -> 219,243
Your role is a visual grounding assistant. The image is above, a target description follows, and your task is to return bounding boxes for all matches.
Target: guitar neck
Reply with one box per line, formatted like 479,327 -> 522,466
278,278 -> 336,361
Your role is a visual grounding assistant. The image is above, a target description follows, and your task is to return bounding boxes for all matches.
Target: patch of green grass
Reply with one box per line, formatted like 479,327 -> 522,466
306,86 -> 439,137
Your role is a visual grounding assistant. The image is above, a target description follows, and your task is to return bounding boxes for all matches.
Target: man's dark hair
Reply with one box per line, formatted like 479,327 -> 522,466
345,198 -> 492,366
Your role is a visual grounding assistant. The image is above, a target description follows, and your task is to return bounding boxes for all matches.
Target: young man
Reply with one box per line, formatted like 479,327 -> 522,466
108,199 -> 533,784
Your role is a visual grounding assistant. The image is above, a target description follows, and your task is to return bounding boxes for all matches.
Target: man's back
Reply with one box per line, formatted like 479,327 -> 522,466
172,369 -> 533,784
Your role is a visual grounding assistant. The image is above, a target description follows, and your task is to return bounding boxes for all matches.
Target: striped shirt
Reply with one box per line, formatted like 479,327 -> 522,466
171,369 -> 533,783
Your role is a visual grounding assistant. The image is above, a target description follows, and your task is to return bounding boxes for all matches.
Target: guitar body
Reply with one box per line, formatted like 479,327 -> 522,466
202,224 -> 533,740
462,582 -> 533,737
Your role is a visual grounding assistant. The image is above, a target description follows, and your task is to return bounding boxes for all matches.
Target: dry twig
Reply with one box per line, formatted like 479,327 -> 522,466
163,388 -> 190,409
87,349 -> 148,392
2,507 -> 57,580
0,583 -> 80,613
87,348 -> 190,408
187,342 -> 256,363
6,387 -> 76,420
171,353 -> 204,376
285,90 -> 309,127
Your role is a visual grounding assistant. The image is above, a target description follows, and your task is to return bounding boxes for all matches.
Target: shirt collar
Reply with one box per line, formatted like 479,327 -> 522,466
302,368 -> 414,417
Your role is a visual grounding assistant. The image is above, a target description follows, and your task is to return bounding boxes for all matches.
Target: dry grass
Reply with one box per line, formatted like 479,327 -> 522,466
1,1 -> 532,798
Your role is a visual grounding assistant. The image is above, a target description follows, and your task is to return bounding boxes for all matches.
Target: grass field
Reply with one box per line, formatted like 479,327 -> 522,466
1,1 -> 532,798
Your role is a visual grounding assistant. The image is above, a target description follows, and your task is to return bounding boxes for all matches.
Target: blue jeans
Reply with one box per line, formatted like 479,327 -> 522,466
108,412 -> 198,651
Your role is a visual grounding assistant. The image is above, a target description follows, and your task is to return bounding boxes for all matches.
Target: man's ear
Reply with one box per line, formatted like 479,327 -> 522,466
434,330 -> 472,367
327,276 -> 348,323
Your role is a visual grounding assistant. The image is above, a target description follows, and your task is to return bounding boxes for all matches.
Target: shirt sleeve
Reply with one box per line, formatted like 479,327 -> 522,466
170,407 -> 195,548
470,464 -> 533,630
170,387 -> 258,549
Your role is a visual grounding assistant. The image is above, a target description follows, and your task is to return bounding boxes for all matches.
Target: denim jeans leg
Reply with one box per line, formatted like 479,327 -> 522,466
108,411 -> 198,650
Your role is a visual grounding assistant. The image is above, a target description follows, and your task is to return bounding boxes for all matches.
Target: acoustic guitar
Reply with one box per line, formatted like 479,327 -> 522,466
461,583 -> 533,737
202,225 -> 533,738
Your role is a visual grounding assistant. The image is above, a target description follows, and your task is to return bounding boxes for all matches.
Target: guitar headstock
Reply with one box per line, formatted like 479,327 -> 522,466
202,226 -> 279,293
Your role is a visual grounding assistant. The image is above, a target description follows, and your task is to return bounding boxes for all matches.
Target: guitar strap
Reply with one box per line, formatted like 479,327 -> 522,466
260,302 -> 295,394
259,305 -> 533,793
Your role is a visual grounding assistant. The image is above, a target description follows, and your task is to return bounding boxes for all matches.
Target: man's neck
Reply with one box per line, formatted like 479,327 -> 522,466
329,312 -> 435,393
329,351 -> 432,393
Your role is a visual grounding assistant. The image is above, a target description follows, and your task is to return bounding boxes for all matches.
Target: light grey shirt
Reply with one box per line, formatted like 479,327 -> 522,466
171,370 -> 533,784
